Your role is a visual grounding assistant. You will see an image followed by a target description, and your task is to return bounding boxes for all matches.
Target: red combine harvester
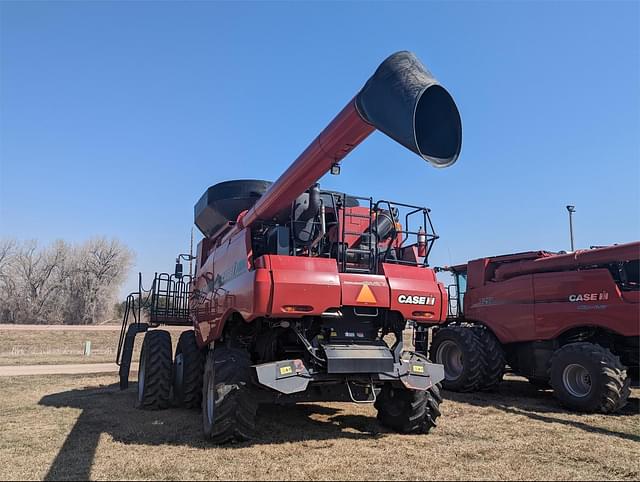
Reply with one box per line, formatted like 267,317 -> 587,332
117,51 -> 462,442
416,242 -> 639,413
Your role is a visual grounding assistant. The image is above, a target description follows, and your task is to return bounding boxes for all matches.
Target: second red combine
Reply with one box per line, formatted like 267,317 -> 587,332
117,51 -> 462,443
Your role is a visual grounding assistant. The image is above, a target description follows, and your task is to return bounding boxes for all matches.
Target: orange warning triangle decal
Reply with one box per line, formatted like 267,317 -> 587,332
356,284 -> 377,303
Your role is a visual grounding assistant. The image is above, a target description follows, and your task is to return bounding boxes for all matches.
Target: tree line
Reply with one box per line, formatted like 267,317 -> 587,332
0,237 -> 133,324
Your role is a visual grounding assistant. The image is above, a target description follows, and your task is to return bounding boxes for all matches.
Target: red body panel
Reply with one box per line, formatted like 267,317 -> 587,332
269,256 -> 341,316
383,263 -> 447,323
191,230 -> 445,347
453,243 -> 640,344
463,274 -> 537,343
533,269 -> 638,339
340,273 -> 391,307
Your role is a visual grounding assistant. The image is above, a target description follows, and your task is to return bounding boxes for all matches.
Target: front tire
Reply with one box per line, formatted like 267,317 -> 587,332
472,326 -> 505,391
375,383 -> 442,434
173,330 -> 205,408
137,330 -> 172,410
202,346 -> 257,443
549,342 -> 631,413
430,325 -> 485,392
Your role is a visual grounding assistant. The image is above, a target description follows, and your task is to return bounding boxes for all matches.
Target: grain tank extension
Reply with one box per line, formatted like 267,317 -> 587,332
117,51 -> 462,443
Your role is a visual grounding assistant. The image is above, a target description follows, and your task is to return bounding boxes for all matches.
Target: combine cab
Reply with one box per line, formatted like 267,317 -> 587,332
117,50 -> 462,442
417,243 -> 639,413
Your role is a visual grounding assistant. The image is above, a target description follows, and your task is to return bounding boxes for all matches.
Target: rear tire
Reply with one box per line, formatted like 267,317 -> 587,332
137,330 -> 172,410
202,346 -> 257,443
430,325 -> 485,392
375,383 -> 442,434
472,326 -> 505,391
549,342 -> 631,413
173,330 -> 205,408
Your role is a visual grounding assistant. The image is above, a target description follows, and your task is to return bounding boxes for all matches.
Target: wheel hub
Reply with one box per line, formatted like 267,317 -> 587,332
562,363 -> 592,398
436,340 -> 464,381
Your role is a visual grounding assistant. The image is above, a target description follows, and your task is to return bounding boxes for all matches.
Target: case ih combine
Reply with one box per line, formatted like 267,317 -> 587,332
117,51 -> 462,442
417,242 -> 639,413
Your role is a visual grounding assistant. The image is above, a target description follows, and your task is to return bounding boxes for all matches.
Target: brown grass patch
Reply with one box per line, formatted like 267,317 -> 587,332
0,328 -> 184,366
0,373 -> 637,481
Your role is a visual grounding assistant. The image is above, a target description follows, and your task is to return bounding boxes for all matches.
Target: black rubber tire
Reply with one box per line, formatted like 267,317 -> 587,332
375,383 -> 442,434
202,346 -> 257,443
549,342 -> 631,413
430,325 -> 485,392
137,330 -> 172,410
173,330 -> 205,409
472,326 -> 505,391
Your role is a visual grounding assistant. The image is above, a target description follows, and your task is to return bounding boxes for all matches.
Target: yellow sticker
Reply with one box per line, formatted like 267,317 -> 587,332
412,365 -> 424,374
279,366 -> 293,375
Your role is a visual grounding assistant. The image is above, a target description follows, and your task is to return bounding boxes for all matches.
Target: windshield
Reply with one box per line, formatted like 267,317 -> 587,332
457,272 -> 468,313
622,260 -> 639,291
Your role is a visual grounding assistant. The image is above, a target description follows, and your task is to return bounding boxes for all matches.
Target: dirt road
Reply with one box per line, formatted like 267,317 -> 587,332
0,363 -> 138,376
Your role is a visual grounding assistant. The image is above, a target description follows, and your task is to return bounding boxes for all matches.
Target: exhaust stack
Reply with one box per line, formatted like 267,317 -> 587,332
237,50 -> 462,229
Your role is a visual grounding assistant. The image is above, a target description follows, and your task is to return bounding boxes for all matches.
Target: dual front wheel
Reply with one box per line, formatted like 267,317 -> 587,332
430,325 -> 505,392
136,331 -> 258,443
136,329 -> 203,410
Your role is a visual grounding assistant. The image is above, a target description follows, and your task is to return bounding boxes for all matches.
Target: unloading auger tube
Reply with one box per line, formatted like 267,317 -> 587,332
236,50 -> 462,231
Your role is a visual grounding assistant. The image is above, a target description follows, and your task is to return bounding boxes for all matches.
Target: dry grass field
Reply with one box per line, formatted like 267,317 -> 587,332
0,327 -> 183,366
0,330 -> 125,365
0,327 -> 638,480
0,372 -> 638,481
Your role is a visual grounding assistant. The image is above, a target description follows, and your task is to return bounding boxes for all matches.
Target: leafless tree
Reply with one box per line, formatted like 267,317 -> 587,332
0,239 -> 17,322
65,238 -> 133,324
0,237 -> 133,324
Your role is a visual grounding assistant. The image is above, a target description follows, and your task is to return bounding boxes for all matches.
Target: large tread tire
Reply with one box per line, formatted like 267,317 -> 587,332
202,346 -> 257,444
430,325 -> 485,392
472,326 -> 505,391
137,330 -> 172,410
549,342 -> 631,413
173,330 -> 205,409
375,383 -> 442,434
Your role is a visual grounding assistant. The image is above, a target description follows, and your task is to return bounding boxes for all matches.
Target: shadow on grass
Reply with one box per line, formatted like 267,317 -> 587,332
444,376 -> 640,443
39,377 -> 639,480
38,383 -> 382,481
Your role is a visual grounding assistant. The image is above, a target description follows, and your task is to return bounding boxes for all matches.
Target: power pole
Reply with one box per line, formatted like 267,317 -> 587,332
566,205 -> 576,251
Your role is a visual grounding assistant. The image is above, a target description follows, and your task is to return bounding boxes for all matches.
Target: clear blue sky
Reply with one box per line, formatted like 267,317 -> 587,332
1,1 -> 639,296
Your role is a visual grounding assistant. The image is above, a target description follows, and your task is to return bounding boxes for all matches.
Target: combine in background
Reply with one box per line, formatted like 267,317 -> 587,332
417,243 -> 639,413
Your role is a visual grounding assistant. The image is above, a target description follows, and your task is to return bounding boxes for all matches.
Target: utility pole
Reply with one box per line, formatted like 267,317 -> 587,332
566,205 -> 576,251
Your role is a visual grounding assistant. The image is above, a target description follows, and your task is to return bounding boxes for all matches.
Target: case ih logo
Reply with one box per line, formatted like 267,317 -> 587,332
569,291 -> 609,302
398,294 -> 436,305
